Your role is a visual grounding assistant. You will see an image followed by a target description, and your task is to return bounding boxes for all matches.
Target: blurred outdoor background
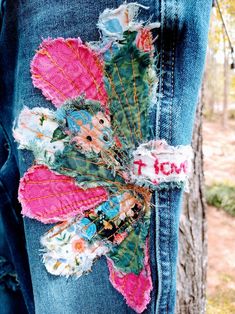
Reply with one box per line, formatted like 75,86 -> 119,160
203,1 -> 235,313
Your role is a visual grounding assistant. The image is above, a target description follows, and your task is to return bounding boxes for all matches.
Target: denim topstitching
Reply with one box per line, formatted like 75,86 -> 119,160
155,0 -> 179,312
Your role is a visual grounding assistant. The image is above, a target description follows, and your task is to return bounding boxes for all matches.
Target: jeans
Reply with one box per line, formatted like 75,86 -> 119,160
0,0 -> 212,313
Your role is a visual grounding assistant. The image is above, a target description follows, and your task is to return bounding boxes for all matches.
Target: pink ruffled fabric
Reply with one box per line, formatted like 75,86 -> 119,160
107,241 -> 153,313
19,165 -> 108,223
31,38 -> 108,107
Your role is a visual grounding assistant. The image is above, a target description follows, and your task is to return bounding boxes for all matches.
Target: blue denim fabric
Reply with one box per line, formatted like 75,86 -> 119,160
0,126 -> 34,313
151,1 -> 212,313
0,0 -> 212,313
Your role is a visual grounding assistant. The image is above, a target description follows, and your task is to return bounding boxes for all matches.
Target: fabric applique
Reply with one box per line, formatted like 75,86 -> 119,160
131,140 -> 193,189
13,3 -> 192,313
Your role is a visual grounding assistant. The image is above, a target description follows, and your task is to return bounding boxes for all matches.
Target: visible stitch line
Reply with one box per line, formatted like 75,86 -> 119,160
154,0 -> 165,311
152,0 -> 161,311
114,62 -> 141,141
36,195 -> 107,217
154,190 -> 162,314
105,72 -> 136,145
169,1 -> 177,144
94,51 -> 143,147
157,0 -> 178,311
167,1 -> 178,311
25,189 -> 93,202
131,53 -> 142,138
59,166 -> 124,188
166,189 -> 171,314
156,1 -> 166,312
26,179 -> 73,184
39,49 -> 83,95
65,41 -> 107,103
32,74 -> 68,102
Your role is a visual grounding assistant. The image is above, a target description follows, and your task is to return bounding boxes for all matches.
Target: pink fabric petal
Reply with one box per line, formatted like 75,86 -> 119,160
19,165 -> 108,223
31,38 -> 108,107
107,240 -> 152,313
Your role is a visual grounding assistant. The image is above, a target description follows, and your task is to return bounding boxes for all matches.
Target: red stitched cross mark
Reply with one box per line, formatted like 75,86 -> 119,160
134,159 -> 147,175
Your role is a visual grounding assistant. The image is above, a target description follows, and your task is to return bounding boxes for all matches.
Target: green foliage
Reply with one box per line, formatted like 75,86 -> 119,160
205,0 -> 235,111
206,183 -> 235,216
203,108 -> 217,121
228,109 -> 235,120
207,288 -> 235,314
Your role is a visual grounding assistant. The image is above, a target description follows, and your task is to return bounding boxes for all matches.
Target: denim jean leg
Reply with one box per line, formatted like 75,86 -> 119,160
0,0 -> 212,313
155,1 -> 212,313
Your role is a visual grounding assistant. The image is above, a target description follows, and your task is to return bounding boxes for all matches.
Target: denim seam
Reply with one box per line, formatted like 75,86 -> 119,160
155,0 -> 165,311
169,3 -> 176,144
0,123 -> 19,223
155,191 -> 161,314
168,1 -> 178,311
166,191 -> 171,314
152,3 -> 160,313
157,0 -> 178,312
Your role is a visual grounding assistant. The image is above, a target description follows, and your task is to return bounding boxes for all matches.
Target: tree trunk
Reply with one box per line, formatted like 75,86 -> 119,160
176,87 -> 207,313
222,30 -> 229,129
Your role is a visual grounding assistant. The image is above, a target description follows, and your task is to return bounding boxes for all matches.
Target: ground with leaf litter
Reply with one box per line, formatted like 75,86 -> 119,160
203,118 -> 235,313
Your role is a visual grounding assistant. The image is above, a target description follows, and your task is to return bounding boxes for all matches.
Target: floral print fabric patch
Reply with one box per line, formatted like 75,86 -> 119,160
13,3 -> 192,313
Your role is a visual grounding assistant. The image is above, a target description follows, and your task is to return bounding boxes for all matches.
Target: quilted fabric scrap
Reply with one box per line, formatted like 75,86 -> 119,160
13,3 -> 192,313
131,140 -> 193,188
107,241 -> 152,314
31,38 -> 108,107
18,165 -> 108,223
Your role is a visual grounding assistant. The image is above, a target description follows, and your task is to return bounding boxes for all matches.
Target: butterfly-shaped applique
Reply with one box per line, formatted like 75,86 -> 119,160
14,3 -> 192,313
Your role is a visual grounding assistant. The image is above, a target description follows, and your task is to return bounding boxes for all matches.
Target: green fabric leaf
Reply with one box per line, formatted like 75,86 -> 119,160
108,210 -> 150,274
52,145 -> 125,190
51,127 -> 67,142
104,32 -> 151,149
63,96 -> 103,115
